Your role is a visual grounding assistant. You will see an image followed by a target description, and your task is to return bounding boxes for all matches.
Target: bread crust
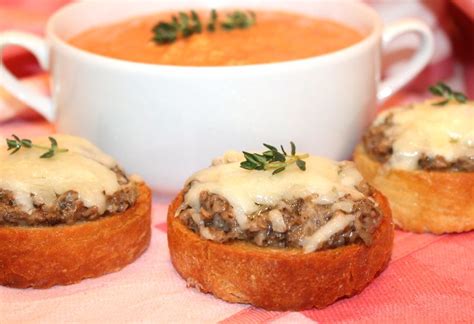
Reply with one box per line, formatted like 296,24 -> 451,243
354,145 -> 474,234
0,183 -> 152,288
167,191 -> 393,311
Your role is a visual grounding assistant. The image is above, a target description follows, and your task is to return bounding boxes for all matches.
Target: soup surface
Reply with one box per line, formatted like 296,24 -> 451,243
69,11 -> 364,66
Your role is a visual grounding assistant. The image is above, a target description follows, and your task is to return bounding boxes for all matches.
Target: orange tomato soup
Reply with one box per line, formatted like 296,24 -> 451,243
69,11 -> 364,66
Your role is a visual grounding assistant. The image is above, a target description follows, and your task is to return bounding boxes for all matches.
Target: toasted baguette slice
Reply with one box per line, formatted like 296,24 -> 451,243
167,190 -> 393,311
354,145 -> 474,234
0,183 -> 152,288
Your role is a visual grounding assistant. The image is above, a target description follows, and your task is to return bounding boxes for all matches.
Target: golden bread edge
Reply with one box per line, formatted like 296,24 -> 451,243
354,144 -> 474,234
0,183 -> 152,288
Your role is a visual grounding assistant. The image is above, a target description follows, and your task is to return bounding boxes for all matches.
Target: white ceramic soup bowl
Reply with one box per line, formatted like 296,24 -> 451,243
0,0 -> 433,193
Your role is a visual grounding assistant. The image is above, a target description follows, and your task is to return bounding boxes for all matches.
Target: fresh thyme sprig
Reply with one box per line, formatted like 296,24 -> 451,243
152,9 -> 256,44
429,82 -> 468,106
240,142 -> 308,175
6,135 -> 68,159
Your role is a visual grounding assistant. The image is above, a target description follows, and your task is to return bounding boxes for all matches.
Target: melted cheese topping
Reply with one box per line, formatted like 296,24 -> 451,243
374,101 -> 474,170
184,152 -> 364,230
302,214 -> 355,253
0,135 -> 120,214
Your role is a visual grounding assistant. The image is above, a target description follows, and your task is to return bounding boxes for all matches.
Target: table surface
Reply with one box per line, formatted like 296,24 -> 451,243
1,115 -> 473,324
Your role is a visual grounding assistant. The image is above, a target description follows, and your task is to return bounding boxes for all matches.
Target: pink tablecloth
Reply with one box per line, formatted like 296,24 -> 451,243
1,1 -> 473,323
1,121 -> 473,322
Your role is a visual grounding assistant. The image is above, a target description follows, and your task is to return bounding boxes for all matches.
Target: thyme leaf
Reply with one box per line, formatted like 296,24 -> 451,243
5,135 -> 68,158
221,11 -> 256,30
152,22 -> 178,44
296,159 -> 306,171
207,9 -> 218,32
429,82 -> 468,106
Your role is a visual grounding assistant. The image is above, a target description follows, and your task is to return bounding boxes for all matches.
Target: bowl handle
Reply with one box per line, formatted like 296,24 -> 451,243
0,31 -> 55,121
377,19 -> 434,103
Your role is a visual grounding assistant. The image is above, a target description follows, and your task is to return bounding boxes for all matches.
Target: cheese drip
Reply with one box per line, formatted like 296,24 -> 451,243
374,101 -> 474,170
0,135 -> 120,214
184,152 -> 364,230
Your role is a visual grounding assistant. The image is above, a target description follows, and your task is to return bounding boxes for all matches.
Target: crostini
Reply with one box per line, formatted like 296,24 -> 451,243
0,134 -> 151,288
354,96 -> 474,234
168,145 -> 393,311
